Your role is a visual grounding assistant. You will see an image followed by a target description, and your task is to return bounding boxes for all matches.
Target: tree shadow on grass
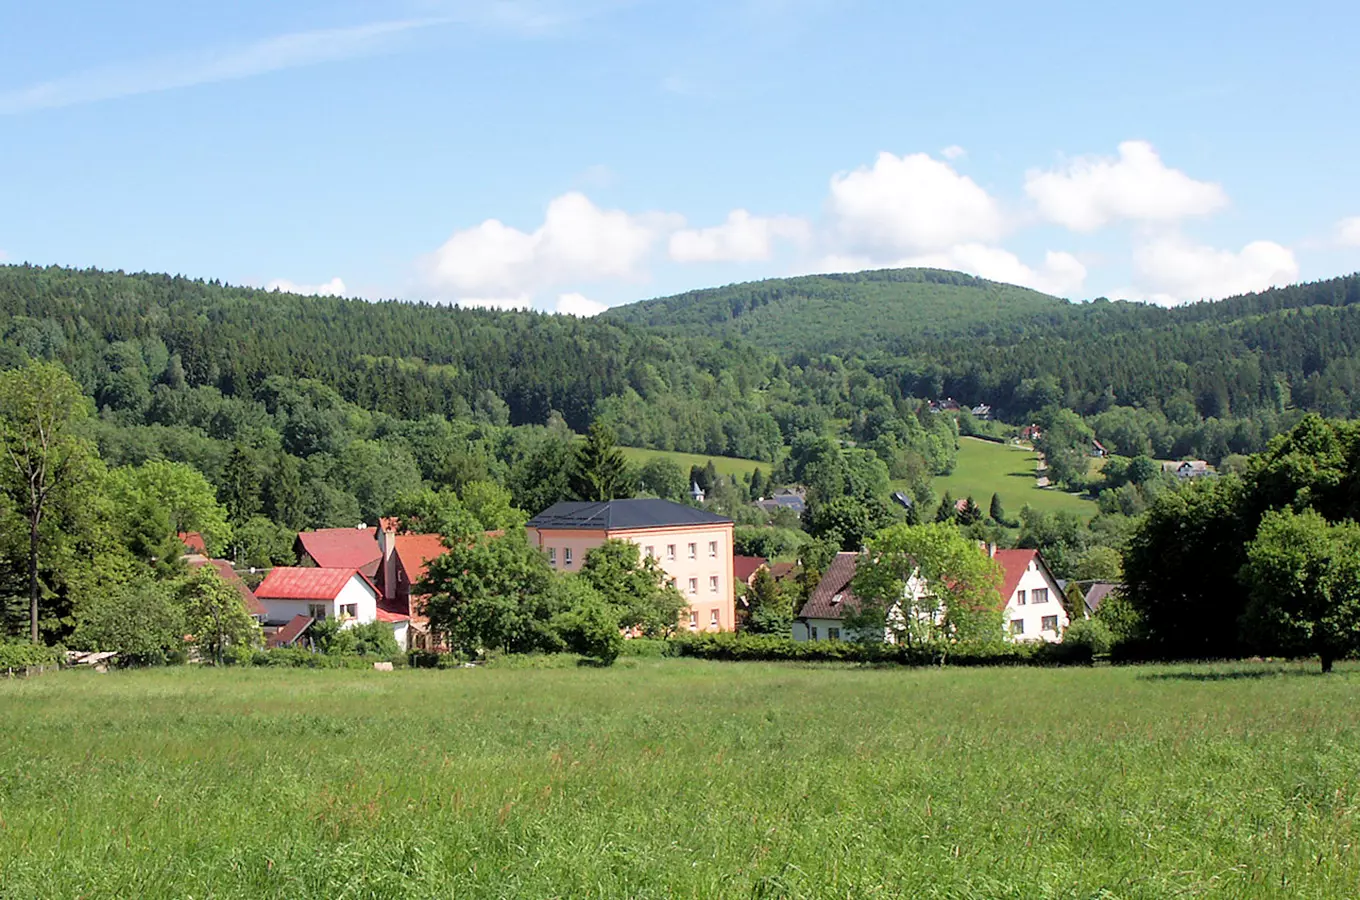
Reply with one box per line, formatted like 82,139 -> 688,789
1139,667 -> 1326,682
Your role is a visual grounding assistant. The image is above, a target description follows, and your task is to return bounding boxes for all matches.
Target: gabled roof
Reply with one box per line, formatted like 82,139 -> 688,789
527,499 -> 731,531
733,555 -> 768,584
295,527 -> 381,570
268,614 -> 314,648
376,608 -> 411,623
796,552 -> 862,620
187,557 -> 265,616
179,531 -> 207,554
1083,582 -> 1121,615
994,549 -> 1056,604
394,533 -> 447,591
256,566 -> 372,602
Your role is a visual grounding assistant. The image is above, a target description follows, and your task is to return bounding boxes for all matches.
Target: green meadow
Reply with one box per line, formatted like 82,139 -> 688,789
2,659 -> 1358,898
928,436 -> 1098,520
618,446 -> 768,482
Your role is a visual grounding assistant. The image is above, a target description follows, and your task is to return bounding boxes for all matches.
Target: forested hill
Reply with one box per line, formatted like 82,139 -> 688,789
601,268 -> 1073,355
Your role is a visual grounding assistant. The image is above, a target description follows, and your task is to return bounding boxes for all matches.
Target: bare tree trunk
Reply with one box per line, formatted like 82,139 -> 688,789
28,519 -> 39,644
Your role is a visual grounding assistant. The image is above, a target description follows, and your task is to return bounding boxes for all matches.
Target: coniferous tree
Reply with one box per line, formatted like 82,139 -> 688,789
570,423 -> 632,502
935,491 -> 956,524
988,493 -> 1007,526
958,496 -> 982,526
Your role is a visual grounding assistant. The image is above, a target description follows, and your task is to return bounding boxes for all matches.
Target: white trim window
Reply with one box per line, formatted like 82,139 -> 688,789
708,541 -> 717,558
666,545 -> 676,561
547,547 -> 557,567
688,577 -> 698,595
564,548 -> 573,567
308,603 -> 328,620
1032,588 -> 1049,604
710,609 -> 719,627
709,575 -> 719,593
1010,618 -> 1024,635
1015,590 -> 1026,606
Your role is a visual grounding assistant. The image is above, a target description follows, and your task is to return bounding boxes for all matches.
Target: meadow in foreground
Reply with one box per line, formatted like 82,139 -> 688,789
1,659 -> 1358,898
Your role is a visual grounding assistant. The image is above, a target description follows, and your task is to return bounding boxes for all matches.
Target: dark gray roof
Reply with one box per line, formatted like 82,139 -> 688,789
527,499 -> 732,531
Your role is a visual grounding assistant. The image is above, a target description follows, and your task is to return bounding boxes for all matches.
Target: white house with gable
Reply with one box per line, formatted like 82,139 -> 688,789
993,548 -> 1069,642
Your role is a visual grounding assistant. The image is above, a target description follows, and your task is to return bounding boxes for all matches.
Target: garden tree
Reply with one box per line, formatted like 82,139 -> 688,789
219,443 -> 263,524
957,496 -> 982,526
749,467 -> 768,500
1245,414 -> 1360,524
549,576 -> 623,664
107,460 -> 232,555
934,491 -> 956,523
337,439 -> 424,524
849,523 -> 1005,648
988,493 -> 1006,526
1122,475 -> 1253,658
637,457 -> 688,502
179,565 -> 262,665
1015,507 -> 1089,579
1240,508 -> 1360,673
264,453 -> 307,530
0,361 -> 98,642
391,487 -> 481,538
460,480 -> 528,533
71,575 -> 184,665
570,422 -> 632,502
1036,407 -> 1095,488
231,516 -> 295,568
1127,455 -> 1159,485
507,430 -> 574,514
743,566 -> 794,635
578,539 -> 687,636
796,535 -> 839,604
806,494 -> 886,551
733,525 -> 804,559
309,618 -> 399,657
1070,546 -> 1123,582
420,533 -> 565,656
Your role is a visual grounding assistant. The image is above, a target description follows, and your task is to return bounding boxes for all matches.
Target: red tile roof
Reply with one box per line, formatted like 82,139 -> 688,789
187,557 -> 265,616
796,552 -> 863,620
394,533 -> 448,592
268,614 -> 314,648
769,561 -> 797,581
994,549 -> 1039,604
376,608 -> 411,623
733,555 -> 768,584
256,566 -> 371,602
295,528 -> 381,570
179,531 -> 207,554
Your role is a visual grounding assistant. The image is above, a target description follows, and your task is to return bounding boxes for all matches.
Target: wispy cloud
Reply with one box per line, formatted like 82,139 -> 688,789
0,1 -> 619,115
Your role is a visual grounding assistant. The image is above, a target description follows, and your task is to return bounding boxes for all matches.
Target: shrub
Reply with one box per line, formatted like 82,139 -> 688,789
668,633 -> 1100,667
249,648 -> 384,669
0,641 -> 60,670
619,638 -> 672,657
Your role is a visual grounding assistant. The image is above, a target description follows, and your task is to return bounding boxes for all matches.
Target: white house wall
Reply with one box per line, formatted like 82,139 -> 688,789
257,576 -> 378,628
1004,562 -> 1069,642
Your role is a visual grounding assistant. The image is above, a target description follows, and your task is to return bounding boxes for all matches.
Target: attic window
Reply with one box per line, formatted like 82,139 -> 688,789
831,593 -> 844,605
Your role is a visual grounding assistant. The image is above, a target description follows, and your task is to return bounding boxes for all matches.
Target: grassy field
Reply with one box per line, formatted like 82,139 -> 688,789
3,660 -> 1359,898
619,446 -> 768,481
924,436 -> 1098,520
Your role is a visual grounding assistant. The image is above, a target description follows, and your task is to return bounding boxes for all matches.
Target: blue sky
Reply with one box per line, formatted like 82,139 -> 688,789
3,0 -> 1359,313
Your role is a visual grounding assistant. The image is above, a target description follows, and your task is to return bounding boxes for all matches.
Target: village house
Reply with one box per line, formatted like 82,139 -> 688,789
294,525 -> 383,578
254,566 -> 410,649
755,486 -> 806,515
792,546 -> 1070,643
1081,581 -> 1122,617
1162,459 -> 1212,479
1091,439 -> 1109,458
733,555 -> 769,588
374,526 -> 448,651
526,498 -> 735,632
185,555 -> 266,622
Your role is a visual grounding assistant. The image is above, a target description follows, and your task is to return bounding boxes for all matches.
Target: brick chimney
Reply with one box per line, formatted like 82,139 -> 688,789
378,520 -> 398,603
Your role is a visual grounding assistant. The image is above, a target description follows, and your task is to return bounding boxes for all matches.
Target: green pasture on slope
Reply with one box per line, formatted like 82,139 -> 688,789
3,660 -> 1359,898
618,446 -> 768,482
927,436 -> 1098,520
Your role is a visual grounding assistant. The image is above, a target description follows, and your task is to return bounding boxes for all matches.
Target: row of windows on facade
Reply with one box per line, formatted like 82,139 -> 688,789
308,603 -> 358,620
808,626 -> 841,641
1010,615 -> 1061,635
545,541 -> 720,567
1014,588 -> 1050,606
689,609 -> 721,629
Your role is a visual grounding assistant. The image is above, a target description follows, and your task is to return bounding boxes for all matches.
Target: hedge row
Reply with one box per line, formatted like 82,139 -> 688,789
248,648 -> 407,669
667,633 -> 1103,666
0,641 -> 61,669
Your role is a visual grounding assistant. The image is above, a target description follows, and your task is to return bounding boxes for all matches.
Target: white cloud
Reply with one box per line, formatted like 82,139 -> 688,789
266,276 -> 347,297
668,210 -> 811,262
425,191 -> 682,300
1336,217 -> 1360,247
941,145 -> 966,160
827,152 -> 1005,254
811,245 -> 1085,297
1131,235 -> 1299,305
1025,140 -> 1228,232
555,292 -> 607,317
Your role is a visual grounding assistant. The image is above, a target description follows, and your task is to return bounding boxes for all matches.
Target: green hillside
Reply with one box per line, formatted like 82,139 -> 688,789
618,447 -> 767,481
924,437 -> 1097,521
602,268 -> 1072,354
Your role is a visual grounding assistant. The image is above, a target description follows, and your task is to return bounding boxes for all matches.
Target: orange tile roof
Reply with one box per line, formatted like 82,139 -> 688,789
256,566 -> 371,602
295,528 -> 380,569
394,533 -> 448,590
187,557 -> 265,617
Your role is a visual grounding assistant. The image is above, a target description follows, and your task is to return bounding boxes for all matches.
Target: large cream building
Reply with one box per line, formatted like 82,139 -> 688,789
525,499 -> 735,632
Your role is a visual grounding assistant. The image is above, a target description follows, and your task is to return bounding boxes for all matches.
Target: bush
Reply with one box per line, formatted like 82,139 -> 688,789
619,638 -> 672,657
248,648 -> 390,669
407,650 -> 465,669
668,633 -> 1101,667
0,641 -> 60,669
1060,618 -> 1113,663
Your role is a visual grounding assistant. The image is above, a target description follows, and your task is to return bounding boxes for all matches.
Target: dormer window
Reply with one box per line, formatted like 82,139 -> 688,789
831,593 -> 843,605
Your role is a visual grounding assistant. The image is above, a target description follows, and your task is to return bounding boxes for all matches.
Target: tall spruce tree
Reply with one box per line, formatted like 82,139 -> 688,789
570,423 -> 633,502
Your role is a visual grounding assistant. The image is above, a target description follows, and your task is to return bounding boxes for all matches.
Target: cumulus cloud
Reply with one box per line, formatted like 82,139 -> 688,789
425,191 -> 682,300
827,151 -> 1005,254
812,245 -> 1086,297
1131,235 -> 1299,305
668,210 -> 811,262
555,292 -> 607,317
1025,140 -> 1228,232
266,276 -> 347,296
1337,217 -> 1360,247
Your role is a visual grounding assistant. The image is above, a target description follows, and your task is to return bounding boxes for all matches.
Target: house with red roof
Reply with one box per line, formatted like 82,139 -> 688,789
294,526 -> 383,578
792,545 -> 1069,643
186,556 -> 266,620
375,527 -> 449,651
254,566 -> 409,648
733,555 -> 769,587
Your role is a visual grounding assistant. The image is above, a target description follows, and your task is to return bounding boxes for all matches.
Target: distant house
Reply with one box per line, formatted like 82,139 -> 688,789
755,487 -> 807,515
185,555 -> 266,621
178,531 -> 208,555
891,491 -> 914,511
1162,460 -> 1212,479
971,403 -> 992,420
929,398 -> 962,413
1081,582 -> 1122,617
733,555 -> 768,588
294,526 -> 383,579
1091,439 -> 1109,458
375,527 -> 448,651
690,482 -> 706,503
768,561 -> 797,583
791,546 -> 1070,643
527,498 -> 735,632
1020,425 -> 1042,443
254,566 -> 409,649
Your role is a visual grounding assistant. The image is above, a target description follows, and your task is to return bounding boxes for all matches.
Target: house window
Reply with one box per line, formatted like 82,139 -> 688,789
1041,615 -> 1059,632
644,546 -> 654,559
1015,590 -> 1026,605
687,542 -> 696,559
708,541 -> 717,557
810,626 -> 819,640
689,610 -> 697,629
666,544 -> 676,560
308,603 -> 327,620
828,627 -> 841,641
688,577 -> 698,595
564,548 -> 573,567
710,609 -> 719,627
709,576 -> 719,593
1010,618 -> 1024,635
340,603 -> 358,619
1032,588 -> 1048,604
547,547 -> 557,566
